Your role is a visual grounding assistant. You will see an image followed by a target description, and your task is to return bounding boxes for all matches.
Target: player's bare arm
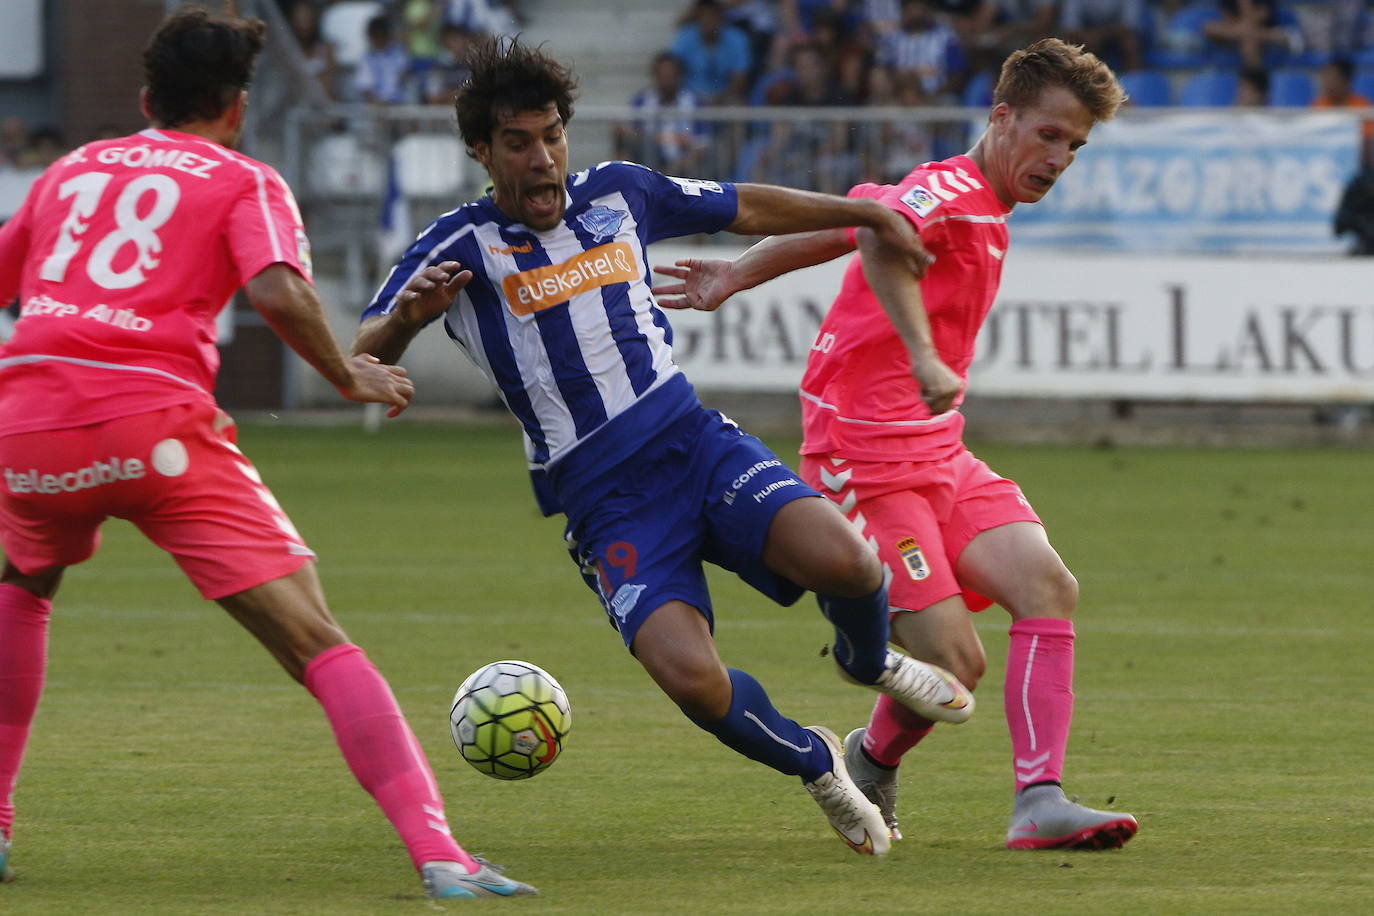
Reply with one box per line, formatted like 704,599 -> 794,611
654,229 -> 855,312
245,263 -> 415,417
353,261 -> 472,365
728,184 -> 934,277
855,227 -> 962,415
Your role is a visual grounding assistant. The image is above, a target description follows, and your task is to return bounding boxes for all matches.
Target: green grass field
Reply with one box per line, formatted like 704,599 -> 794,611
3,419 -> 1371,914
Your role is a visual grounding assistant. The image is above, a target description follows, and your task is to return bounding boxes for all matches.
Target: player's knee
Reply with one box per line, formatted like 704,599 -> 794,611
1045,566 -> 1079,617
812,534 -> 884,598
925,642 -> 986,691
653,656 -> 731,721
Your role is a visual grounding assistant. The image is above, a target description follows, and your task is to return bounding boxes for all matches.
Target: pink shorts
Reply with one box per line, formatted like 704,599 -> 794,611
800,447 -> 1040,613
0,399 -> 315,599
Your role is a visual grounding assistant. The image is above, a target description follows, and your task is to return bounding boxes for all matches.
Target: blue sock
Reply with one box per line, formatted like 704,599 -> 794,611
817,582 -> 891,684
691,668 -> 830,782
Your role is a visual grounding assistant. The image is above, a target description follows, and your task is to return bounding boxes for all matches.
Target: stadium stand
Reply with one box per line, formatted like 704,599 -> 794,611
1119,68 -> 1173,106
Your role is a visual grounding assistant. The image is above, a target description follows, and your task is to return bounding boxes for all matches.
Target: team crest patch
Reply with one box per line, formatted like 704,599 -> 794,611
577,205 -> 626,241
896,537 -> 930,581
899,184 -> 941,218
609,583 -> 646,621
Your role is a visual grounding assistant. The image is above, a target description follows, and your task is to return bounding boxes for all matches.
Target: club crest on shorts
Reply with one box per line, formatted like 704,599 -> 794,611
896,536 -> 930,581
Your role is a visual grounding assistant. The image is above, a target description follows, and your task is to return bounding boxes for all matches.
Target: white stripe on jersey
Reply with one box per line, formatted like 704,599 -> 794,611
377,222 -> 478,317
141,128 -> 290,263
0,353 -> 208,392
922,213 -> 1007,228
800,387 -> 959,426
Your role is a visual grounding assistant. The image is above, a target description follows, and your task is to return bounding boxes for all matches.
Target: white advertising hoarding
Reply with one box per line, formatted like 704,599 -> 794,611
649,242 -> 1374,402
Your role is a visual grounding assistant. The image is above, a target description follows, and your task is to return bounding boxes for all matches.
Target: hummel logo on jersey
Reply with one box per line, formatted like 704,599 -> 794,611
502,242 -> 639,315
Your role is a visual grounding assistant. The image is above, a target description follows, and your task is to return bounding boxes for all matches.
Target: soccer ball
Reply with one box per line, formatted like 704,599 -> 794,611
449,659 -> 571,780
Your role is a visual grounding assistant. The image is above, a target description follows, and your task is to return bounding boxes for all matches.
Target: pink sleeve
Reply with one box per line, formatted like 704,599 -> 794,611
0,187 -> 35,304
844,182 -> 896,246
225,164 -> 313,287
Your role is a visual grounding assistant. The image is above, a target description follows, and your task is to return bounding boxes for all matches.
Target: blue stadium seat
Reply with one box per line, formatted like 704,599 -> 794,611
1269,68 -> 1316,106
1179,69 -> 1239,106
1354,70 -> 1374,103
1146,2 -> 1221,69
1120,70 -> 1173,107
962,70 -> 995,107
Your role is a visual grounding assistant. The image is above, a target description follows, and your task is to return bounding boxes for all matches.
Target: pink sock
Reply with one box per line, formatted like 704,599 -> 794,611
862,694 -> 935,768
1004,617 -> 1075,791
305,644 -> 476,872
0,584 -> 51,841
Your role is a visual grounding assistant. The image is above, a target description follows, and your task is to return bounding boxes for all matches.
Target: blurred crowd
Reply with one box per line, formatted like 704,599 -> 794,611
282,0 -> 523,104
608,0 -> 1374,191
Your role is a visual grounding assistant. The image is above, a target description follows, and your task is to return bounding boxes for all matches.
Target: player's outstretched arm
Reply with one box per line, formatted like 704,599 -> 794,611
352,261 -> 472,365
728,183 -> 934,278
653,229 -> 854,311
855,228 -> 961,415
245,263 -> 415,417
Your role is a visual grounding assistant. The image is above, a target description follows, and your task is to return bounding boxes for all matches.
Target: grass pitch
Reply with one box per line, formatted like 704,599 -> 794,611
3,417 -> 1371,914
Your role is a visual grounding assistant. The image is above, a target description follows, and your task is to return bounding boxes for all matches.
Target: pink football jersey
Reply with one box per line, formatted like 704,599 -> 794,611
0,128 -> 311,434
801,155 -> 1011,462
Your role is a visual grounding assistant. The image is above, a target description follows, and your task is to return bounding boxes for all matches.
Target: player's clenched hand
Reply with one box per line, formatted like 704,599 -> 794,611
912,354 -> 961,415
396,260 -> 472,325
653,258 -> 737,311
339,353 -> 416,418
873,209 -> 934,279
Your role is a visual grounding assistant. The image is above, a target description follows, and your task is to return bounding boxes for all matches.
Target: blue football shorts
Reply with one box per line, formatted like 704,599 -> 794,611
562,407 -> 817,650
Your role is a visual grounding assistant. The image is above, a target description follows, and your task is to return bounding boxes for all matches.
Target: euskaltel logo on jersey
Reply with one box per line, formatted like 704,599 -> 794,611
501,242 -> 639,315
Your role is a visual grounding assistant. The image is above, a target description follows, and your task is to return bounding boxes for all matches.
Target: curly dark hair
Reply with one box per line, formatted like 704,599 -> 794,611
142,5 -> 267,128
994,38 -> 1126,123
454,36 -> 578,155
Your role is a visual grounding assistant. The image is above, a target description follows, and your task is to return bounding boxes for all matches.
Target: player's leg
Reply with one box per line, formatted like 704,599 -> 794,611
809,473 -> 984,839
756,496 -> 974,725
956,518 -> 1137,849
0,563 -> 64,883
631,599 -> 889,855
216,568 -> 533,896
0,422 -> 107,884
136,403 -> 532,896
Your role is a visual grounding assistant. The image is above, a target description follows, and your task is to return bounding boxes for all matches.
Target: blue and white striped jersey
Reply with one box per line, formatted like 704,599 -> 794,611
363,160 -> 739,515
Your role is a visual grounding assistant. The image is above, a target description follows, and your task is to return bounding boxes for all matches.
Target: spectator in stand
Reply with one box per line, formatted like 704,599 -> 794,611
1235,65 -> 1269,105
424,23 -> 476,104
1202,0 -> 1301,70
977,0 -> 1059,69
858,64 -> 934,183
1057,0 -> 1144,73
721,0 -> 783,85
1314,57 -> 1372,109
875,0 -> 968,104
613,51 -> 706,175
1313,58 -> 1374,167
1325,0 -> 1370,61
13,127 -> 64,170
286,0 -> 338,100
672,0 -> 754,104
403,0 -> 442,64
443,0 -> 519,39
753,42 -> 858,192
1334,168 -> 1374,252
355,14 -> 413,104
808,8 -> 872,103
0,118 -> 27,168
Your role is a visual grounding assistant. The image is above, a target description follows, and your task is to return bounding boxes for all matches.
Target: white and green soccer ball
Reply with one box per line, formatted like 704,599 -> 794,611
449,660 -> 571,779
